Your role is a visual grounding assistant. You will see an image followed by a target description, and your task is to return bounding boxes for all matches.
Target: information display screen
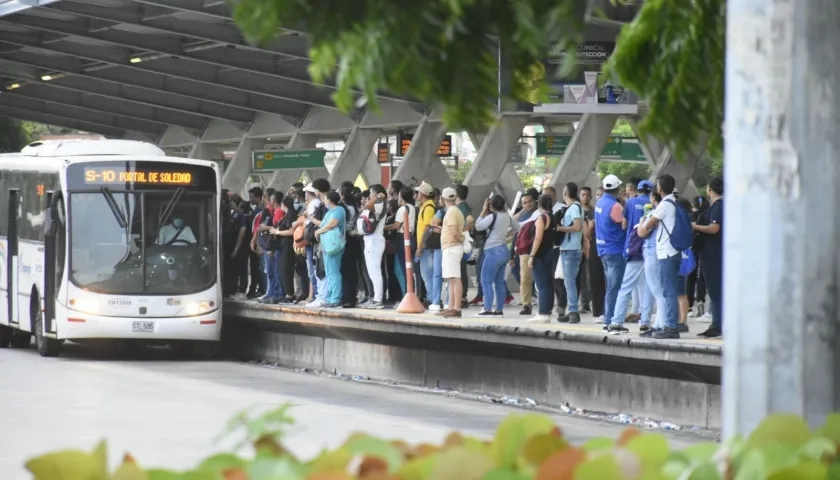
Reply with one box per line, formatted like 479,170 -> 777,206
67,161 -> 216,191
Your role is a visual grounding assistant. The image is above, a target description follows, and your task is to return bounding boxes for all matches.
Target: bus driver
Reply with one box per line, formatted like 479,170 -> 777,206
156,218 -> 196,246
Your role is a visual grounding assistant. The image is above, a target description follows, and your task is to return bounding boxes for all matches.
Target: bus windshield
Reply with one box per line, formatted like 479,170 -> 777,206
69,190 -> 217,295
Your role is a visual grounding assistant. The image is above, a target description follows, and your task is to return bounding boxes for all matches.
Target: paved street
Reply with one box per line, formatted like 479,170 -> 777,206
0,345 -> 704,478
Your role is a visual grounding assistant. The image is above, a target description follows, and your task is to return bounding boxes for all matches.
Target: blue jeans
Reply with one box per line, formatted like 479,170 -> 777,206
658,253 -> 682,329
324,250 -> 344,305
263,252 -> 275,298
704,257 -> 723,331
611,259 -> 652,325
643,241 -> 667,329
419,250 -> 439,305
481,245 -> 508,312
601,254 -> 627,327
532,255 -> 553,316
560,250 -> 583,313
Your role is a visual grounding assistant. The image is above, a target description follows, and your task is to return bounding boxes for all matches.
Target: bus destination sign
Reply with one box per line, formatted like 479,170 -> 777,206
83,167 -> 195,186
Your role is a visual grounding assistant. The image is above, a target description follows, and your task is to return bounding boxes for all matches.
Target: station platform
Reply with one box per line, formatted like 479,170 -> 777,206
222,299 -> 722,429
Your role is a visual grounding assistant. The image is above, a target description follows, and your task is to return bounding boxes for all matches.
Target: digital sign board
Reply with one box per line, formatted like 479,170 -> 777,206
67,161 -> 216,191
83,167 -> 195,186
396,134 -> 453,157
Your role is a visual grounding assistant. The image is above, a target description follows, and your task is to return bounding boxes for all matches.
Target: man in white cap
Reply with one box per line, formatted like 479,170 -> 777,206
594,174 -> 628,334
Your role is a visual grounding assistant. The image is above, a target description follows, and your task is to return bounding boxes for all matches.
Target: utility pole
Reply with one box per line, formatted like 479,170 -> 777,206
724,0 -> 840,436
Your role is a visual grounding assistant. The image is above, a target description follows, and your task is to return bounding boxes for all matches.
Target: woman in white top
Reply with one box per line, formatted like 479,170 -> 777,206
384,186 -> 416,296
359,184 -> 388,309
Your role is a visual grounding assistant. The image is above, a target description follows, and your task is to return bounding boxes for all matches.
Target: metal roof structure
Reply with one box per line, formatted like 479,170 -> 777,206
0,0 -> 426,138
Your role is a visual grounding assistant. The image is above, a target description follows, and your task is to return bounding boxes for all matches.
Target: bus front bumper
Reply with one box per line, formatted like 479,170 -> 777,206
56,309 -> 222,341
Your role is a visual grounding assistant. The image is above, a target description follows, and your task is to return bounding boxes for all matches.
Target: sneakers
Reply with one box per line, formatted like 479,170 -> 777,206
676,323 -> 690,333
653,328 -> 681,339
639,325 -> 652,333
365,301 -> 385,310
469,296 -> 483,306
698,313 -> 713,323
504,295 -> 515,306
567,312 -> 580,324
608,324 -> 630,335
321,302 -> 341,309
526,315 -> 550,324
601,325 -> 610,333
305,299 -> 324,308
476,310 -> 503,317
556,314 -> 569,323
595,316 -> 605,324
519,305 -> 532,316
428,304 -> 442,313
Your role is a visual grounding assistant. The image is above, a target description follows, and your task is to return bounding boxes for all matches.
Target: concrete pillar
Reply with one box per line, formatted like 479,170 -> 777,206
267,131 -> 321,191
222,136 -> 267,192
468,132 -> 526,207
630,119 -> 702,196
328,126 -> 382,186
549,113 -> 618,190
649,144 -> 705,194
361,146 -> 383,187
392,119 -> 450,187
463,116 -> 528,212
724,0 -> 840,435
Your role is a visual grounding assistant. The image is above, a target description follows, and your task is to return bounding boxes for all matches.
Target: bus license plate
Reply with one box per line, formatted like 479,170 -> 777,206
131,321 -> 155,333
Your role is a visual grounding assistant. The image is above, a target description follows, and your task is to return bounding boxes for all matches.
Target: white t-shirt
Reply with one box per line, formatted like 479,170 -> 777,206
395,204 -> 416,234
305,198 -> 322,226
157,223 -> 196,245
652,194 -> 679,260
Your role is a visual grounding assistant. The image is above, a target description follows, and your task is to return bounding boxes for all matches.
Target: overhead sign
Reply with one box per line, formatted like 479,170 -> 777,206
535,134 -> 646,163
251,149 -> 326,172
377,143 -> 390,164
396,133 -> 453,157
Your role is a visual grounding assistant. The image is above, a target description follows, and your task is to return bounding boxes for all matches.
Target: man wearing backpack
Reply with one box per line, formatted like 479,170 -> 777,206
637,174 -> 693,339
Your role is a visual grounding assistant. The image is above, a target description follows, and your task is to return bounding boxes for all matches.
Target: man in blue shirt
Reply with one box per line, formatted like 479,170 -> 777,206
608,180 -> 654,334
694,177 -> 723,338
594,174 -> 627,333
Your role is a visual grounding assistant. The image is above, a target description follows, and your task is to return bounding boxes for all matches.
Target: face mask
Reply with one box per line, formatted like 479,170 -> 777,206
173,218 -> 184,229
294,201 -> 302,210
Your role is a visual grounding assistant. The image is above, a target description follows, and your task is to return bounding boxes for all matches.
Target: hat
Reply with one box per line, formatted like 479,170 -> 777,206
303,183 -> 318,194
637,180 -> 654,191
602,174 -> 622,190
441,187 -> 457,201
414,181 -> 433,197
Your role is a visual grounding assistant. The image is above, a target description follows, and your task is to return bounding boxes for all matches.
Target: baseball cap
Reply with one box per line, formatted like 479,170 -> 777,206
441,187 -> 457,201
602,174 -> 622,190
303,183 -> 318,194
637,180 -> 654,191
414,181 -> 433,197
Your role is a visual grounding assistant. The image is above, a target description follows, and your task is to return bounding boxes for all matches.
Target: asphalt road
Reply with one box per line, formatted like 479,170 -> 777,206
0,344 -> 707,478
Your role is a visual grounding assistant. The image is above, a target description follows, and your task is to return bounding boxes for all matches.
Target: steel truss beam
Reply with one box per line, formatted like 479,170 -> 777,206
0,105 -> 127,138
3,83 -> 207,130
0,49 -> 301,120
0,94 -> 164,134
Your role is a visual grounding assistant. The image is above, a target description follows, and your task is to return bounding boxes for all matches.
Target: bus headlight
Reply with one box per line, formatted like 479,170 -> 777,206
68,297 -> 98,314
184,301 -> 215,316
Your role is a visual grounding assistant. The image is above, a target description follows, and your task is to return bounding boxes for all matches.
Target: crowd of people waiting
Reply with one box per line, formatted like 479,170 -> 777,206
219,172 -> 723,341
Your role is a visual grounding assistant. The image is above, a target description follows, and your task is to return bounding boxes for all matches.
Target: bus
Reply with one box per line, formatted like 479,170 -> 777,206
0,139 -> 223,357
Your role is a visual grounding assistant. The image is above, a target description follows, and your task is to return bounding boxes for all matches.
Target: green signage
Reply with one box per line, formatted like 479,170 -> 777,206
252,149 -> 326,172
535,134 -> 648,163
535,134 -> 571,156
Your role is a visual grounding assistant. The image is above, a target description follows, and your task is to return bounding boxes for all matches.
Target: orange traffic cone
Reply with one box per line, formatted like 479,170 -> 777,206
396,209 -> 426,314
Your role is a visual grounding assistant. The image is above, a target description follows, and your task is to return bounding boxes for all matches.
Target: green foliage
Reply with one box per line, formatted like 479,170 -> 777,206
604,0 -> 725,160
0,118 -> 31,153
232,0 -> 589,132
597,162 -> 651,183
25,410 -> 840,480
452,160 -> 473,185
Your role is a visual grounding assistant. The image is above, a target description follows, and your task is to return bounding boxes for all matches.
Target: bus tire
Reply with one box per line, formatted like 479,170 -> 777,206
34,310 -> 62,358
9,331 -> 31,348
0,325 -> 12,348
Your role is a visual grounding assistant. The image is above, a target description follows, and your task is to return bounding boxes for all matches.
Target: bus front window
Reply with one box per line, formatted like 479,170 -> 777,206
69,192 -> 217,295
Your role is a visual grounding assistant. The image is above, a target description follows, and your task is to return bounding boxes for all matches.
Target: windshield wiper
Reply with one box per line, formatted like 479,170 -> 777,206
158,187 -> 185,227
100,187 -> 128,228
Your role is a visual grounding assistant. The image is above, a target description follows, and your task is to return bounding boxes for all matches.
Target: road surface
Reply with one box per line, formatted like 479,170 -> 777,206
0,345 -> 707,478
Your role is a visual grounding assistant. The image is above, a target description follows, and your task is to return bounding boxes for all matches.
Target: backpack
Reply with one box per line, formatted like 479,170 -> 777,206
625,228 -> 644,259
660,199 -> 693,252
304,203 -> 328,244
514,213 -> 548,255
471,213 -> 497,251
556,202 -> 583,246
679,248 -> 697,277
362,203 -> 386,235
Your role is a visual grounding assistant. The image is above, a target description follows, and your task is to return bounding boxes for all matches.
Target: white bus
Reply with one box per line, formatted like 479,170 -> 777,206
0,140 -> 223,357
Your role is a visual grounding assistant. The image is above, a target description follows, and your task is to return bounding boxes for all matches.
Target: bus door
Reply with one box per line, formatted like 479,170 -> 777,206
6,188 -> 19,327
42,191 -> 62,335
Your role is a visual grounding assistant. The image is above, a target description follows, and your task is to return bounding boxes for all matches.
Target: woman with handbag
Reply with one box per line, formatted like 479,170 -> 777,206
314,191 -> 347,309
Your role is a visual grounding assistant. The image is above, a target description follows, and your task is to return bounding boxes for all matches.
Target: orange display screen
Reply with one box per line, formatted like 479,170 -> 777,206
83,168 -> 194,186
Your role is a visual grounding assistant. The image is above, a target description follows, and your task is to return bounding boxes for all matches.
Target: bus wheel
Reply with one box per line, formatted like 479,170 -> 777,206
34,310 -> 62,357
9,331 -> 31,348
0,325 -> 12,348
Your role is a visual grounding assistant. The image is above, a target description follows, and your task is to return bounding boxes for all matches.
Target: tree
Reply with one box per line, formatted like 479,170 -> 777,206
0,118 -> 30,153
597,161 -> 650,182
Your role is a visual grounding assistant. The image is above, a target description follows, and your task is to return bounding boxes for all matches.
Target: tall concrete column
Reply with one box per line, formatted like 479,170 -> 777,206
468,132 -> 525,206
267,131 -> 321,191
549,113 -> 618,190
223,136 -> 267,192
392,119 -> 450,188
328,126 -> 382,186
630,120 -> 702,196
463,116 -> 528,212
724,0 -> 840,436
